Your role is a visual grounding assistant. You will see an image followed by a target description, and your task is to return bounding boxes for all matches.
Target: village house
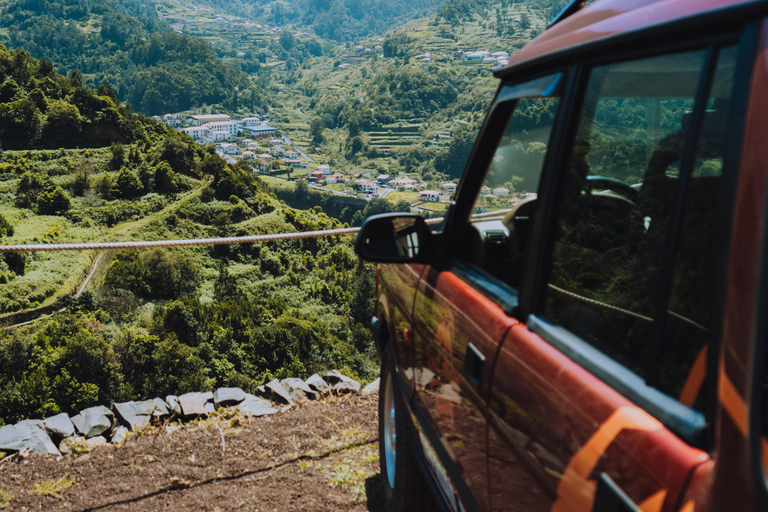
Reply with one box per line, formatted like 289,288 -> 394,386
357,179 -> 378,194
269,146 -> 285,156
189,114 -> 231,126
284,159 -> 304,167
241,117 -> 261,126
219,143 -> 240,155
307,170 -> 325,183
493,187 -> 510,196
327,172 -> 346,184
163,113 -> 182,127
285,150 -> 299,159
443,182 -> 457,192
390,177 -> 418,190
270,139 -> 284,146
241,151 -> 256,160
317,164 -> 332,175
377,174 -> 392,185
419,190 -> 441,202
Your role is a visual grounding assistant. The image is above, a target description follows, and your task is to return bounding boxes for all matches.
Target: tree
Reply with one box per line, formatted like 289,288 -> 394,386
109,142 -> 126,170
37,186 -> 71,215
16,170 -> 54,209
310,116 -> 325,144
116,167 -> 143,198
154,162 -> 179,193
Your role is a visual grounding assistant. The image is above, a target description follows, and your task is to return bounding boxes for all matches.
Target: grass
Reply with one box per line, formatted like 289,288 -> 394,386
28,475 -> 75,500
327,444 -> 379,499
0,487 -> 12,509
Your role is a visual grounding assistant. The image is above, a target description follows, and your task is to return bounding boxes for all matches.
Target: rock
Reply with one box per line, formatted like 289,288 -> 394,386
71,406 -> 114,439
114,400 -> 155,431
280,378 -> 318,402
86,436 -> 107,451
59,436 -> 86,455
214,387 -> 246,408
166,395 -> 182,416
238,395 -> 279,418
324,370 -> 361,394
152,398 -> 170,418
204,401 -> 215,414
112,426 -> 129,446
202,391 -> 214,401
306,374 -> 331,396
265,379 -> 295,405
361,378 -> 380,397
178,392 -> 209,418
0,420 -> 60,455
43,413 -> 76,440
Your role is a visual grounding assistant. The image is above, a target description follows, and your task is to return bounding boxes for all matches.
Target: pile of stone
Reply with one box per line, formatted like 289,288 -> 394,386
0,371 -> 376,458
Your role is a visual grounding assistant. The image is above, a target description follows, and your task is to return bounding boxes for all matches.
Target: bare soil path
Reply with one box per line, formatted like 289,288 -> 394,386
0,394 -> 384,512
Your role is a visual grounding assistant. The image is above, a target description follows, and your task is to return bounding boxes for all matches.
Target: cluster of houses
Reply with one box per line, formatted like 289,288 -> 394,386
219,137 -> 308,171
454,50 -> 510,67
152,113 -> 278,144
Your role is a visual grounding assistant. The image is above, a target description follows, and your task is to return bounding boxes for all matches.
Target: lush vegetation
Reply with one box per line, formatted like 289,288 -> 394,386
0,0 -> 260,114
0,143 -> 379,425
203,0 -> 442,41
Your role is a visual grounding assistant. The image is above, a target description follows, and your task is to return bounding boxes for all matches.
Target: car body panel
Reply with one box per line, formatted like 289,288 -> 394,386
378,262 -> 427,396
489,322 -> 708,512
502,0 -> 763,75
411,265 -> 518,510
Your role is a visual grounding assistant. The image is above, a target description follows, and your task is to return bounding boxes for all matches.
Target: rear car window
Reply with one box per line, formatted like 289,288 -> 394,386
543,46 -> 737,408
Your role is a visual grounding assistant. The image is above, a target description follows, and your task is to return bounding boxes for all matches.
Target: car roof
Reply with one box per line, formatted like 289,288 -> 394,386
497,0 -> 764,78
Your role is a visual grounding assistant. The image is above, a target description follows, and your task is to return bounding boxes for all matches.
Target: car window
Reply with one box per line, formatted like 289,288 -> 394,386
480,81 -> 560,213
542,47 -> 736,410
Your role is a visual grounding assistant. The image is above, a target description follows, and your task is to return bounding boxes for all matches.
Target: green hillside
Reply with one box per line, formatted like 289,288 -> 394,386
0,51 -> 377,425
0,0 -> 262,114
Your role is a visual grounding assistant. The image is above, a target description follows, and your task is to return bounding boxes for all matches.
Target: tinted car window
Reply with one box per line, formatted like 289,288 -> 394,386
543,47 -> 736,405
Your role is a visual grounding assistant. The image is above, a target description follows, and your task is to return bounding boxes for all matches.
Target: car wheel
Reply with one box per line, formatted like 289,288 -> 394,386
379,343 -> 437,512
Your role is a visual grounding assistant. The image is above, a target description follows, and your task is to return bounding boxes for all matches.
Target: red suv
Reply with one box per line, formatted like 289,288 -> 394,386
355,0 -> 768,511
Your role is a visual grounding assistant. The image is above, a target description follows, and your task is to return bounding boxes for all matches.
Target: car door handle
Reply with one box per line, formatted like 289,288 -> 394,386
465,342 -> 485,387
592,473 -> 641,512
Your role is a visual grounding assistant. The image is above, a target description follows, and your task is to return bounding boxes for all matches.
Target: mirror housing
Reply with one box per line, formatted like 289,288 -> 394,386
355,213 -> 435,263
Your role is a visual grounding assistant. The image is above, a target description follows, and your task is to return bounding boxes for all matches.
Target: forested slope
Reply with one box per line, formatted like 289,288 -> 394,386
0,0 -> 263,114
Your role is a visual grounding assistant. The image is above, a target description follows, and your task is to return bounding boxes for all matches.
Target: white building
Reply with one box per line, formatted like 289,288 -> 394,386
206,121 -> 239,138
420,190 -> 441,202
163,113 -> 182,127
189,114 -> 231,126
180,126 -> 209,140
246,125 -> 277,138
241,117 -> 261,126
220,143 -> 240,155
317,164 -> 331,175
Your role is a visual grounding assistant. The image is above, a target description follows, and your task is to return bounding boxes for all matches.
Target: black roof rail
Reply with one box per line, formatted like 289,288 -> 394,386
549,0 -> 588,28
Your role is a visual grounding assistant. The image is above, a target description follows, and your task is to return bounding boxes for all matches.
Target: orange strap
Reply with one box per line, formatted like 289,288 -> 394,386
551,406 -> 663,512
679,345 -> 708,407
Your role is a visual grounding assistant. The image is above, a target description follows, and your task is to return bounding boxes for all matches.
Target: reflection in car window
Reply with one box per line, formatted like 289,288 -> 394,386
481,96 -> 559,213
543,47 -> 736,408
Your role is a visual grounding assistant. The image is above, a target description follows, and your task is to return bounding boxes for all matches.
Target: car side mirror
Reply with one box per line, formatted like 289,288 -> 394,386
355,213 -> 433,263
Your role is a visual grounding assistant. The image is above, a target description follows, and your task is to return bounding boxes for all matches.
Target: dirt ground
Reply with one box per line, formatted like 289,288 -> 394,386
0,394 -> 383,511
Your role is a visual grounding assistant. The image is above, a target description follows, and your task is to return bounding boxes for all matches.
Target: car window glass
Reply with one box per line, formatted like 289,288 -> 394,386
663,46 -> 736,404
543,47 -> 735,409
482,96 -> 559,208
